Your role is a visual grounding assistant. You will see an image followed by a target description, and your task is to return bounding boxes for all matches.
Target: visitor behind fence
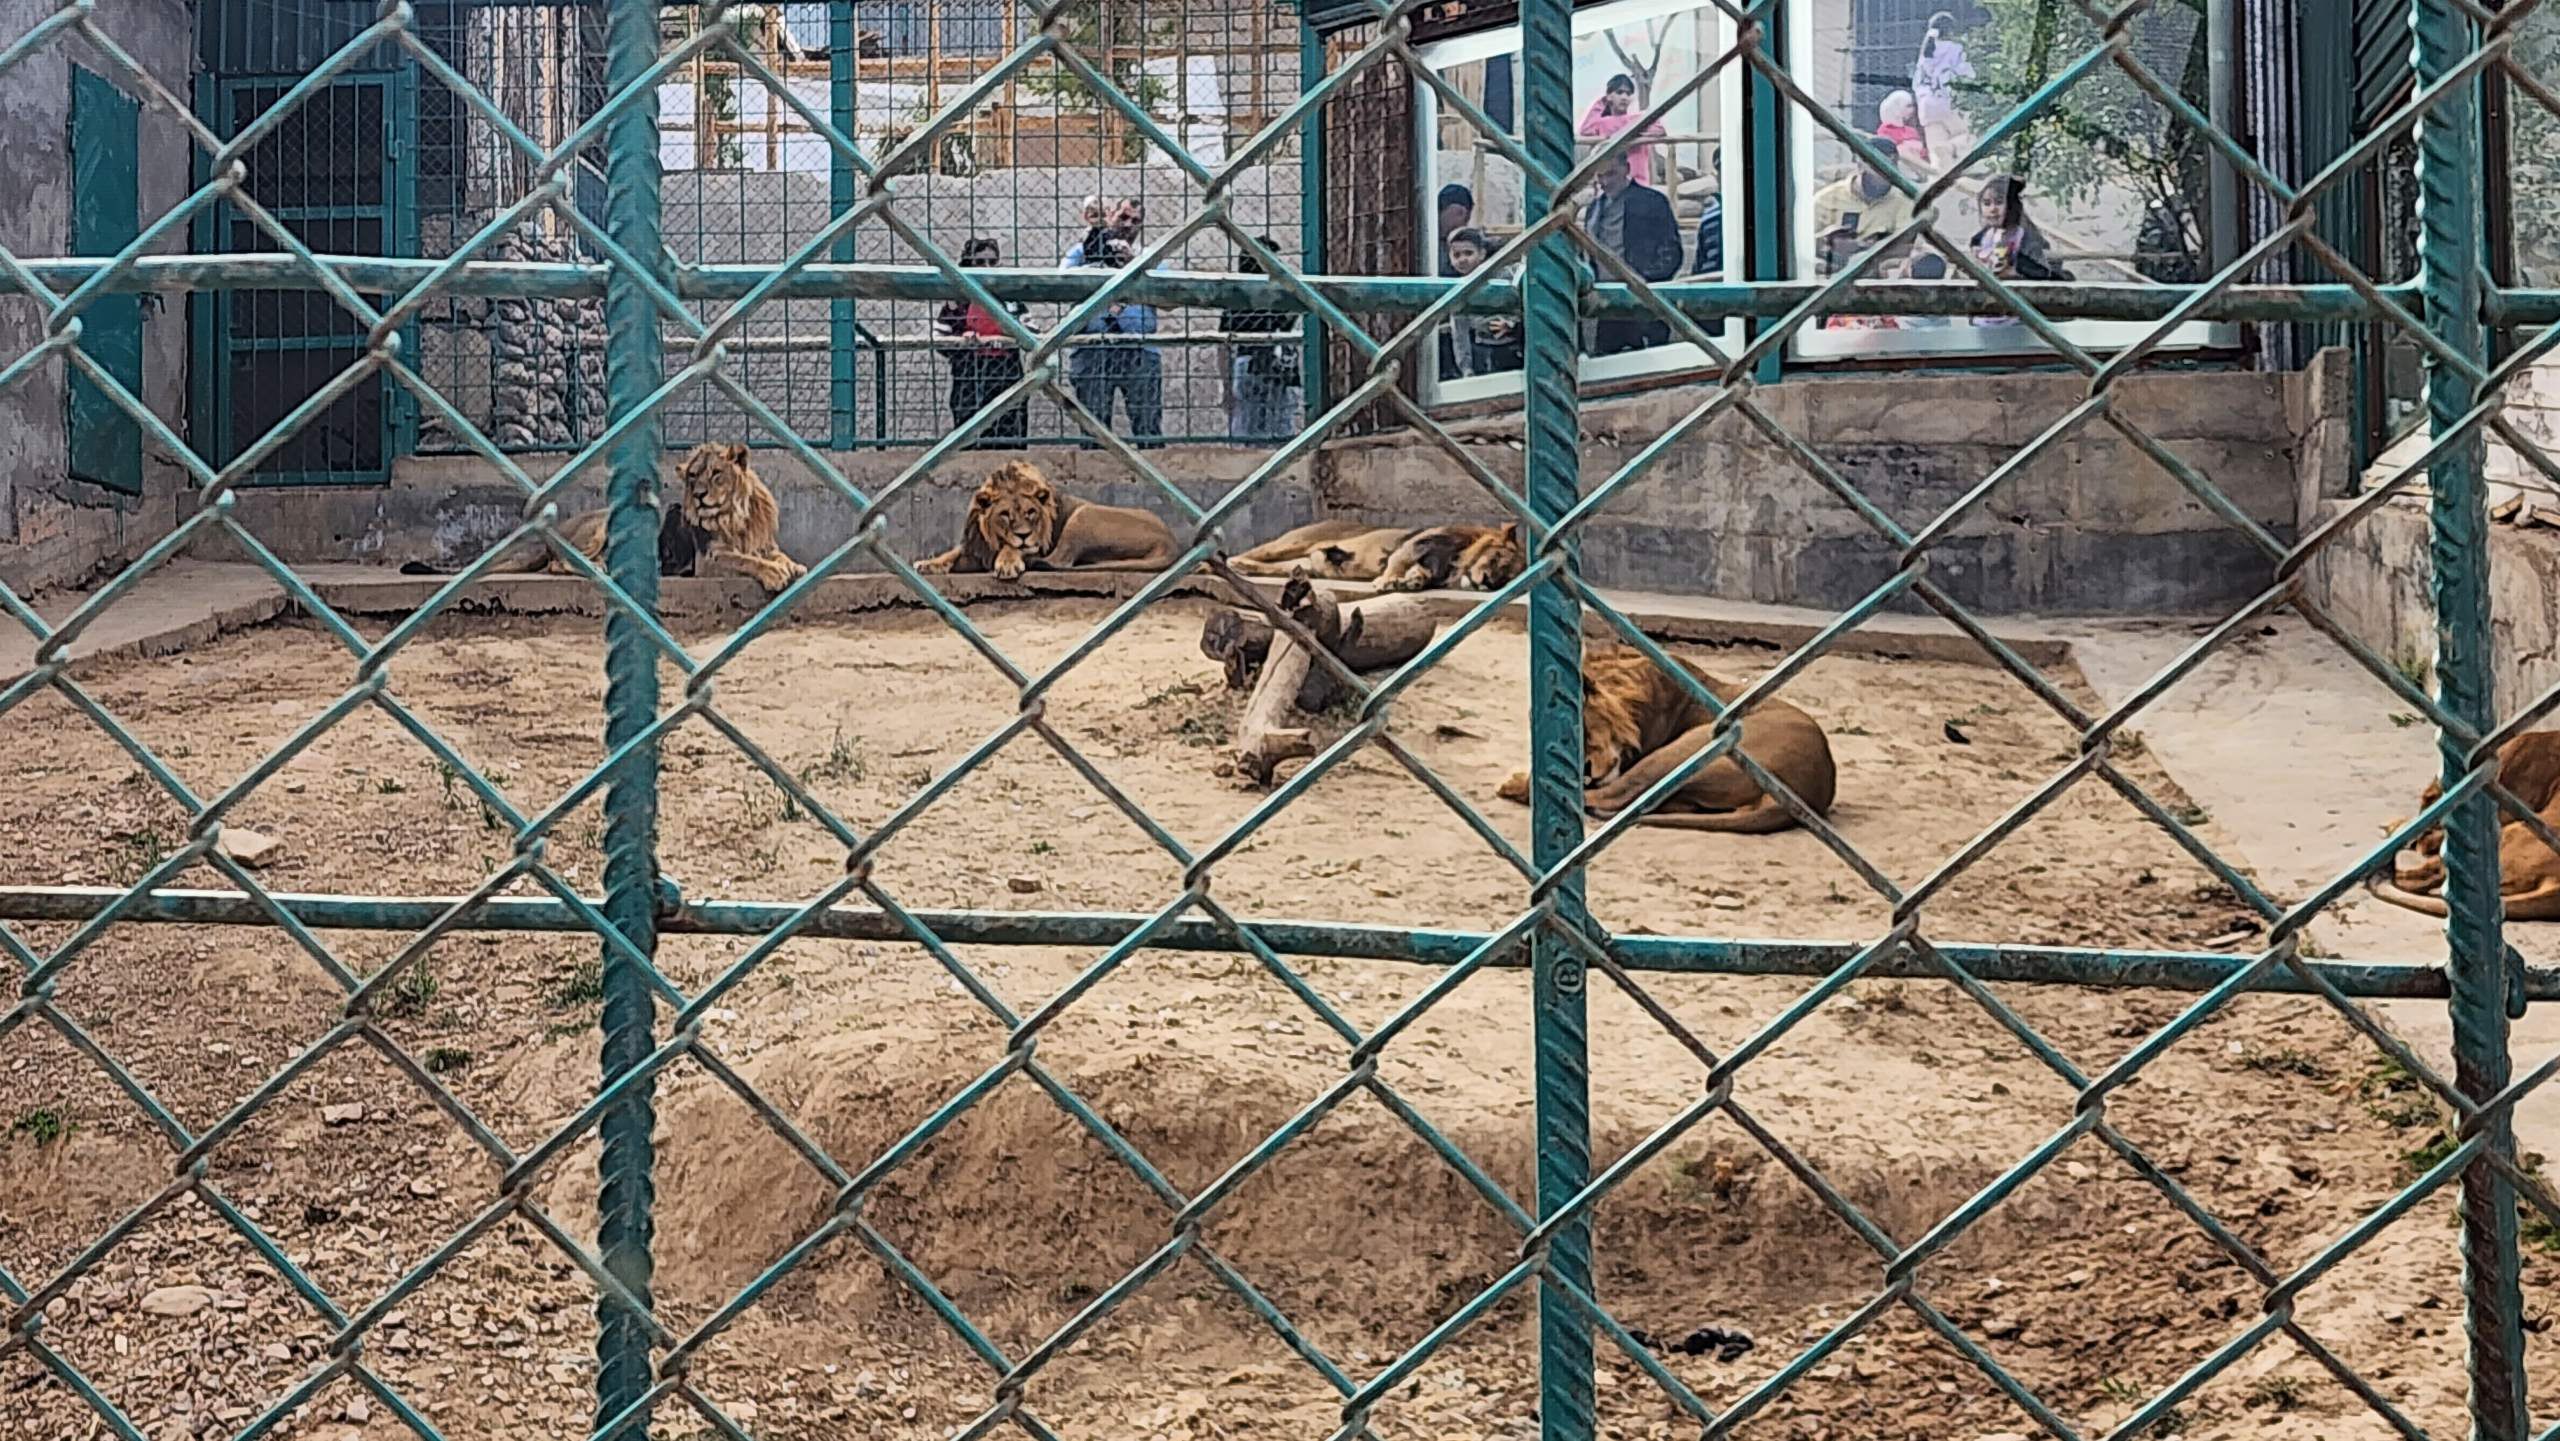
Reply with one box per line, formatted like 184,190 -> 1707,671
1691,144 -> 1724,278
1913,12 -> 1977,166
1070,236 -> 1163,446
1436,183 -> 1474,381
937,237 -> 1028,446
1579,73 -> 1668,187
1968,175 -> 2066,328
1900,249 -> 1953,329
1445,228 -> 1522,377
1067,193 -> 1107,268
1876,90 -> 1929,169
1063,196 -> 1143,269
1811,139 -> 1914,275
1222,240 -> 1302,441
1582,150 -> 1682,355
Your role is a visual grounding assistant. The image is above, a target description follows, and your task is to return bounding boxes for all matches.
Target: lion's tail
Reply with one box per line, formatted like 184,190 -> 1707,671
398,545 -> 552,578
2364,866 -> 2560,921
2362,867 -> 2453,917
1631,797 -> 1799,834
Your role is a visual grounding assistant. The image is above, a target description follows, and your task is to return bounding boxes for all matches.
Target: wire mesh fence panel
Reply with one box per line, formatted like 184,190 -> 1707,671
7,0 -> 2560,1439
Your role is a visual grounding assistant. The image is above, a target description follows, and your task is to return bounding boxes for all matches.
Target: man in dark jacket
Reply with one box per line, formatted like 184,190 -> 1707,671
1582,150 -> 1682,355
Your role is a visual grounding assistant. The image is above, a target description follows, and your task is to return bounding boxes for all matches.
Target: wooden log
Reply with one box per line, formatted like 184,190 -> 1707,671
1234,630 -> 1318,786
1198,586 -> 1439,695
1220,577 -> 1441,787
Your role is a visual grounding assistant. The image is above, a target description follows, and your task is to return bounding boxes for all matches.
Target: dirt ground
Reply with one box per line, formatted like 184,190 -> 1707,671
0,596 -> 2547,1441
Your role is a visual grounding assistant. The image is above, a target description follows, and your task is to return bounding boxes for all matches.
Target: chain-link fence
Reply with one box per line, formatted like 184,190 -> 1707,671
9,0 -> 2560,1437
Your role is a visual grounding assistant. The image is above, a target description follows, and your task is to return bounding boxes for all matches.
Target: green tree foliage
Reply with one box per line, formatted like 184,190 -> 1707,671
1959,0 -> 2210,280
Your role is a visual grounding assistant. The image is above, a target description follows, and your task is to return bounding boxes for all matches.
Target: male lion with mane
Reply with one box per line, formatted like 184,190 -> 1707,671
1498,646 -> 1837,833
398,441 -> 804,595
1229,518 -> 1525,592
916,460 -> 1179,580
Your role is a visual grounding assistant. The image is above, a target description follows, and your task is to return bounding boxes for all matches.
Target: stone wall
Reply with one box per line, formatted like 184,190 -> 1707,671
0,0 -> 195,595
219,362 -> 2332,619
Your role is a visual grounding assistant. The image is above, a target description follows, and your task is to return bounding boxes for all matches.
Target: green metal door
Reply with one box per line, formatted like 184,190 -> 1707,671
211,73 -> 403,485
65,64 -> 142,496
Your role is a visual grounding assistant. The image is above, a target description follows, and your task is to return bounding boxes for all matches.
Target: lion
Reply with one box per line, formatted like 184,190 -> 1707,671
914,460 -> 1179,581
2366,730 -> 2560,919
1229,519 -> 1526,592
1495,647 -> 1837,834
396,442 -> 804,595
669,441 -> 806,595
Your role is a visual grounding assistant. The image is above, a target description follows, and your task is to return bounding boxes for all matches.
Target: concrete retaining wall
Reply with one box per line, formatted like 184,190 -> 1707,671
0,0 -> 194,595
2304,499 -> 2560,716
215,362 -> 2332,618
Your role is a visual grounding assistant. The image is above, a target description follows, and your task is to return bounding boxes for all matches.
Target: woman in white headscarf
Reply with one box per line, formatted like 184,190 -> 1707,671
1912,12 -> 1976,166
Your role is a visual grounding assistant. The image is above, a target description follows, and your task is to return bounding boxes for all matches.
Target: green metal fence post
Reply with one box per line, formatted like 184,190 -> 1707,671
2411,1 -> 2526,1434
1519,0 -> 1592,1435
596,0 -> 666,1434
829,1 -> 856,451
1300,14 -> 1327,412
1747,0 -> 1785,388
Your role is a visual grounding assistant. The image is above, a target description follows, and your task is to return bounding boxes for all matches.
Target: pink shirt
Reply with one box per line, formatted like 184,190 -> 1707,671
1580,98 -> 1666,186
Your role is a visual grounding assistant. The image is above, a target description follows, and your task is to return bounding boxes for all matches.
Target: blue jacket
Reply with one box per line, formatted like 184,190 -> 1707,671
1074,302 -> 1159,371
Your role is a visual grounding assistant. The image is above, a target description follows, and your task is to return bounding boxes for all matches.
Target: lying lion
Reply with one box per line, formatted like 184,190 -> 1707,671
1497,647 -> 1837,833
2367,730 -> 2560,919
915,461 -> 1178,581
398,441 -> 806,595
1229,519 -> 1525,593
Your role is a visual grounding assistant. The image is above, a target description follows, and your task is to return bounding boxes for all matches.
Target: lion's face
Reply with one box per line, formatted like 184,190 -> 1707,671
972,463 -> 1061,557
1467,522 -> 1527,588
677,442 -> 752,515
1579,650 -> 1650,785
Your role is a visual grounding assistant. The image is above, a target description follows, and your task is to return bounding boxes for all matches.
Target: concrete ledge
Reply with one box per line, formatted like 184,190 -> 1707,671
4,561 -> 2071,683
202,365 -> 2321,621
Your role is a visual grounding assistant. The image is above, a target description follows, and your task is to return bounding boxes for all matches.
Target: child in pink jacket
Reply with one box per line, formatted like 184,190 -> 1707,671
1580,74 -> 1667,187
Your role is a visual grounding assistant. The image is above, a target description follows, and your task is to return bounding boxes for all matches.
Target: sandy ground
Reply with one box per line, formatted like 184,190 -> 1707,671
0,597 -> 2547,1440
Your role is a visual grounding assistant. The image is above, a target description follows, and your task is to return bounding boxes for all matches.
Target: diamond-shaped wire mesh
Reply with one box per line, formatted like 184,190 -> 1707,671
4,0 -> 2558,1437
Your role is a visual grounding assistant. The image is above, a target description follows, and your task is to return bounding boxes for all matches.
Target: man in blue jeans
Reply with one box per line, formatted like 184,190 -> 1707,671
1222,238 -> 1300,440
1069,236 -> 1163,446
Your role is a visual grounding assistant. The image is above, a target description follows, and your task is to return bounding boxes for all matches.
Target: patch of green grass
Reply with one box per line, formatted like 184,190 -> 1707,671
2394,650 -> 2433,694
804,723 -> 867,786
2360,1057 -> 2436,1130
2401,1125 -> 2460,1177
1028,840 -> 1056,856
11,1108 -> 72,1145
2239,1047 -> 2330,1080
424,1047 -> 474,1075
381,960 -> 440,1020
375,776 -> 407,795
2524,1206 -> 2560,1255
1175,711 -> 1231,748
546,958 -> 604,1010
2244,1376 -> 2306,1413
1138,680 -> 1206,711
112,827 -> 171,885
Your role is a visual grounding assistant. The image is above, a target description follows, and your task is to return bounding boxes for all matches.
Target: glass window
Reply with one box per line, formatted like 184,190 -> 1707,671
1413,0 -> 1744,405
1787,0 -> 2233,359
